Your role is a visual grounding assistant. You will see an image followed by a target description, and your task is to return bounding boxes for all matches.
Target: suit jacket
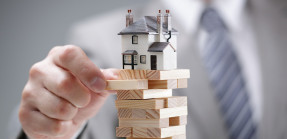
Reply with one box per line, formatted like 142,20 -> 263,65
16,0 -> 286,138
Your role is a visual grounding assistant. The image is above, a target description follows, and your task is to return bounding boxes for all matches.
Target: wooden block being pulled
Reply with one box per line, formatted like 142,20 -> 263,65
177,79 -> 188,88
146,69 -> 190,80
117,89 -> 172,100
148,80 -> 177,89
118,69 -> 146,80
115,99 -> 165,109
119,118 -> 169,128
116,127 -> 132,137
106,80 -> 148,90
133,125 -> 186,138
118,106 -> 187,119
169,115 -> 187,126
126,134 -> 186,139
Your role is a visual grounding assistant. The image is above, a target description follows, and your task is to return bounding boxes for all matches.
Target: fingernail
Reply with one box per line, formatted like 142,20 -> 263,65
107,71 -> 118,79
111,73 -> 118,80
90,77 -> 106,92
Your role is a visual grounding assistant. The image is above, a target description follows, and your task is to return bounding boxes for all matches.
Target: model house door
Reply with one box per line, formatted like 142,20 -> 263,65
151,55 -> 157,70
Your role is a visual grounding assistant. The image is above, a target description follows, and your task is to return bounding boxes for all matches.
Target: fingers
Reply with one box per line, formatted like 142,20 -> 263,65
41,63 -> 91,108
36,88 -> 78,121
22,82 -> 78,120
19,45 -> 120,138
19,109 -> 72,137
19,94 -> 73,137
49,45 -> 106,92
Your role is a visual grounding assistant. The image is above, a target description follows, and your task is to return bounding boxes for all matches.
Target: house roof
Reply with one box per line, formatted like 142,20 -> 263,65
148,42 -> 176,52
118,16 -> 178,35
122,50 -> 138,55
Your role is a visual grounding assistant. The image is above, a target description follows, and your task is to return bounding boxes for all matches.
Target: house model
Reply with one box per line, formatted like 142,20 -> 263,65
109,9 -> 190,138
118,10 -> 178,70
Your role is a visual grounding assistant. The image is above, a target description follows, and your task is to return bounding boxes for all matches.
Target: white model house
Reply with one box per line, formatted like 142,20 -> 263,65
118,10 -> 178,70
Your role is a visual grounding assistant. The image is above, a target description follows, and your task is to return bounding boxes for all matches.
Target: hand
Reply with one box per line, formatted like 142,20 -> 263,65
19,45 -> 118,139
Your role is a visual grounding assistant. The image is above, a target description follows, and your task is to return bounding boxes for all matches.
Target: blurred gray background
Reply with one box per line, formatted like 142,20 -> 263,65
0,0 -> 149,138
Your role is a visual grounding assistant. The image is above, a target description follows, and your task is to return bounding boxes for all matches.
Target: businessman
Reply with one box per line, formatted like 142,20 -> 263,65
16,0 -> 287,138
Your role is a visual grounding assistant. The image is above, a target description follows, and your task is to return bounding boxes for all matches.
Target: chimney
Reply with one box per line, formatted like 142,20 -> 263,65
157,10 -> 163,34
126,9 -> 133,27
164,10 -> 172,31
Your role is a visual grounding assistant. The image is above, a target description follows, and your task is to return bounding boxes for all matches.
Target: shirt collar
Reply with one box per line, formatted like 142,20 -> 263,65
162,0 -> 248,33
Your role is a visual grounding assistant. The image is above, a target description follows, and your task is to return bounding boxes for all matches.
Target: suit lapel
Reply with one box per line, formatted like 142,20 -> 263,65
248,0 -> 287,138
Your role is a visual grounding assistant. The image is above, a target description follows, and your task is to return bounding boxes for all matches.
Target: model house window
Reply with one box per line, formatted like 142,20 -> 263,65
132,35 -> 138,44
124,55 -> 130,64
140,55 -> 146,64
134,55 -> 137,64
124,55 -> 137,64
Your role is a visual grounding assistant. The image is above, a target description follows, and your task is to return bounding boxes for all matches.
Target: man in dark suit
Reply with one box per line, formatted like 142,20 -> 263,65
16,0 -> 287,138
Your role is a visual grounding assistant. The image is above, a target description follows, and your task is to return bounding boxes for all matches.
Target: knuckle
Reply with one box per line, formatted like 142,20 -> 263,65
29,62 -> 44,78
48,46 -> 61,56
18,108 -> 28,124
55,100 -> 77,120
59,45 -> 81,64
22,85 -> 34,101
51,120 -> 67,136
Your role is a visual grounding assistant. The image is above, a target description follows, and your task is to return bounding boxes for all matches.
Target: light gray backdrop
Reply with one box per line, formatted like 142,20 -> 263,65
0,0 -> 149,138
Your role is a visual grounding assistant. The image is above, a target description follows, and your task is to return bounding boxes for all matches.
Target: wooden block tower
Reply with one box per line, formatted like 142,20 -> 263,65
107,10 -> 190,139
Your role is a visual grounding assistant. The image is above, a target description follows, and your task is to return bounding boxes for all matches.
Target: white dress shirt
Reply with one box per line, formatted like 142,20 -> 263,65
164,0 -> 262,123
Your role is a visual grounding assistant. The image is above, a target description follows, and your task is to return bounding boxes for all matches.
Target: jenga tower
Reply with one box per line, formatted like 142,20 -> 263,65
106,69 -> 190,138
106,10 -> 190,139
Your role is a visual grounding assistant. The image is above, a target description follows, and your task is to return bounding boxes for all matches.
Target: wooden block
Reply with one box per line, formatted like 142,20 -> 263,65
169,116 -> 187,126
177,79 -> 188,88
132,109 -> 147,119
118,106 -> 188,119
148,80 -> 177,89
106,80 -> 148,90
116,96 -> 187,110
146,106 -> 188,119
118,108 -> 132,119
116,99 -> 165,109
119,118 -> 169,128
119,69 -> 146,80
165,96 -> 187,108
133,125 -> 186,138
117,89 -> 172,100
126,134 -> 186,139
116,127 -> 132,137
118,108 -> 146,119
146,69 -> 190,80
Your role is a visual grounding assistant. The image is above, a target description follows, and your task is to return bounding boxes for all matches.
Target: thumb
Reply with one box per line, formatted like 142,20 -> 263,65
101,68 -> 120,94
73,69 -> 119,124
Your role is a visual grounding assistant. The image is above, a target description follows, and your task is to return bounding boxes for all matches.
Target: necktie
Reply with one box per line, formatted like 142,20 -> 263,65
200,7 -> 257,139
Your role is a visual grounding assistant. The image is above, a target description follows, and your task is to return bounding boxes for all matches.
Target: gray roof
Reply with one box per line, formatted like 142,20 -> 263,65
148,42 -> 176,52
122,50 -> 138,55
118,16 -> 178,35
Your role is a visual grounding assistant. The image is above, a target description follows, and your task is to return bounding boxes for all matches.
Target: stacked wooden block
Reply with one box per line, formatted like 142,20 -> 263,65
106,69 -> 190,139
